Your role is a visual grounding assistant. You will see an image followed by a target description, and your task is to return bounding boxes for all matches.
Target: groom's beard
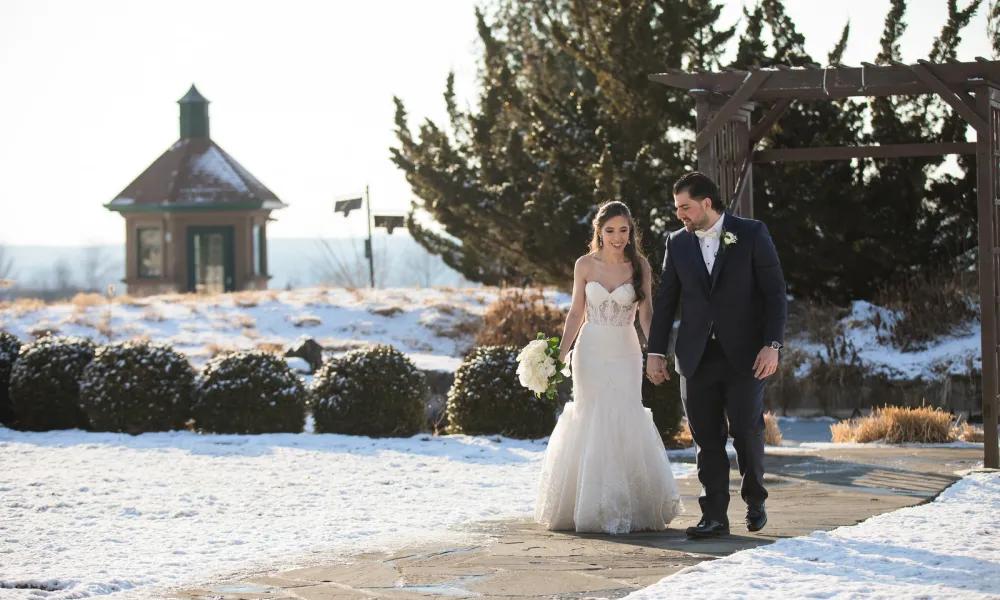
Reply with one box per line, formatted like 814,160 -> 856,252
683,212 -> 718,232
683,217 -> 708,232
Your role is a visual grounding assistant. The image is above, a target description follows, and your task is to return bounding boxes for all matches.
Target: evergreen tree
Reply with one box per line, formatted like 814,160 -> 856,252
734,1 -> 868,301
392,0 -> 985,301
391,0 -> 734,286
741,0 -> 982,301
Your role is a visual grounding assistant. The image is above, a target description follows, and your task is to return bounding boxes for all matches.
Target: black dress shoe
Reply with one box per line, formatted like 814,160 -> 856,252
746,502 -> 767,532
685,517 -> 730,538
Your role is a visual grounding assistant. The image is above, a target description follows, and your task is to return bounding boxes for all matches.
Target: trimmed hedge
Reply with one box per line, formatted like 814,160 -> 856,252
446,345 -> 557,439
9,336 -> 95,431
312,345 -> 427,437
80,340 -> 195,434
0,332 -> 21,426
193,350 -> 307,434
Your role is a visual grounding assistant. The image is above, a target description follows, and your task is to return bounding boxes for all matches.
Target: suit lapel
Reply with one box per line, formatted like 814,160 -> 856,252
685,230 -> 711,293
709,213 -> 733,291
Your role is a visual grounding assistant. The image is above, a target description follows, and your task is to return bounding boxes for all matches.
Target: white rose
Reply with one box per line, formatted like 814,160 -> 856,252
517,340 -> 548,363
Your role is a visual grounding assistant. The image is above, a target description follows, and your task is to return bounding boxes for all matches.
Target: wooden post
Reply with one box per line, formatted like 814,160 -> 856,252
976,84 -> 999,469
694,94 -> 755,218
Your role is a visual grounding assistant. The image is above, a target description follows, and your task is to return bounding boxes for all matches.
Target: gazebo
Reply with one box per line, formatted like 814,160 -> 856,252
105,85 -> 286,296
649,58 -> 1000,468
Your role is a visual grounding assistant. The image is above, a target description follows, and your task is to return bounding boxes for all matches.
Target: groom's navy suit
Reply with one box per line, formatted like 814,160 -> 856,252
648,212 -> 787,523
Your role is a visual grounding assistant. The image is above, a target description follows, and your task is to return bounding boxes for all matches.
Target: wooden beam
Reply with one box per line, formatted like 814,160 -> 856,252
695,71 -> 770,150
648,59 -> 1000,101
749,98 -> 794,146
911,60 -> 988,132
975,83 -> 1000,469
729,156 -> 753,213
754,142 -> 976,162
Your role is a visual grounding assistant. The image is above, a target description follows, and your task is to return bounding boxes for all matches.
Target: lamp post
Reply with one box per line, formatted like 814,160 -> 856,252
333,185 -> 408,288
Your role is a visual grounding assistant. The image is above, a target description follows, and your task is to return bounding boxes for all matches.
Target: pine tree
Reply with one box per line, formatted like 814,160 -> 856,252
740,0 -> 982,301
733,1 -> 867,301
392,0 -> 984,301
391,0 -> 735,286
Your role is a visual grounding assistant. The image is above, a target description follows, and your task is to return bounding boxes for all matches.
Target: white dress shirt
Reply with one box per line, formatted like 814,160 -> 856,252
696,216 -> 725,274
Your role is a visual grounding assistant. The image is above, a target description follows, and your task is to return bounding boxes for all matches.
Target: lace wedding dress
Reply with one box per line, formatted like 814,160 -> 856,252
534,281 -> 684,534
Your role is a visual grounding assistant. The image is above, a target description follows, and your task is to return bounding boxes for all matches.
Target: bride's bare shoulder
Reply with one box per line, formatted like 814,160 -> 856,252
575,253 -> 598,272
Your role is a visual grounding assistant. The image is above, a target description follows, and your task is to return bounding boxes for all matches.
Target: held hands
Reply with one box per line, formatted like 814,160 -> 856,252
753,346 -> 779,379
646,354 -> 669,385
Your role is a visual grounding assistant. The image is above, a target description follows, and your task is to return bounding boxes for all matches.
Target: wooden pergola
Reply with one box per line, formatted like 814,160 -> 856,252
650,58 -> 1000,468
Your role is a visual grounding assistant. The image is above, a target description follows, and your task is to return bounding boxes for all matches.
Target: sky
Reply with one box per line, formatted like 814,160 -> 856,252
0,0 -> 995,247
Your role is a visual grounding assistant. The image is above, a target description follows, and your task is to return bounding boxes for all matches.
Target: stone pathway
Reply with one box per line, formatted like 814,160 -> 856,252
173,446 -> 984,600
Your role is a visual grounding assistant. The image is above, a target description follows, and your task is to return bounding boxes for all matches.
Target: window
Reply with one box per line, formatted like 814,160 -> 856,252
137,228 -> 163,278
252,224 -> 266,275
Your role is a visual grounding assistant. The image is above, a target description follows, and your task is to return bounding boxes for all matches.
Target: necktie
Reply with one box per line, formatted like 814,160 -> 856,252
695,229 -> 719,240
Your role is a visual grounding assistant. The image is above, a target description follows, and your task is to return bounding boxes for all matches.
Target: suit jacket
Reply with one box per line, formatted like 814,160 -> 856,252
647,212 -> 787,378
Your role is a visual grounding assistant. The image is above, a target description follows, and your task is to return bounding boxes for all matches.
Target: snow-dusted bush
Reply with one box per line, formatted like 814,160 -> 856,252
0,331 -> 21,426
79,340 -> 194,434
9,336 -> 95,431
192,350 -> 307,434
311,345 -> 426,437
447,346 -> 556,439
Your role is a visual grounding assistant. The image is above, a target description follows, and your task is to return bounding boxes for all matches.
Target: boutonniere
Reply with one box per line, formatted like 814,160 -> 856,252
722,229 -> 738,247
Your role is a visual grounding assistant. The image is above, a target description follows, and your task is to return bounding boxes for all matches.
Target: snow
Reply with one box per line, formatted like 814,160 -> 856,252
627,471 -> 1000,600
0,287 -> 576,373
0,430 -> 540,598
0,427 -> 695,599
793,300 -> 981,380
187,146 -> 248,193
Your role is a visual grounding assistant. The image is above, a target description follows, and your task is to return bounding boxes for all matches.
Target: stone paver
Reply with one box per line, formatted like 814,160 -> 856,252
172,446 -> 984,600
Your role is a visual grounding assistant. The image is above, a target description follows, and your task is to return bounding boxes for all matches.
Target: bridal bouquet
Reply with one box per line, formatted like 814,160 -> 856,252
516,333 -> 571,400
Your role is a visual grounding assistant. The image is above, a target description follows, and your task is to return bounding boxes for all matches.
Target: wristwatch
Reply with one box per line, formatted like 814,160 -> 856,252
766,341 -> 783,350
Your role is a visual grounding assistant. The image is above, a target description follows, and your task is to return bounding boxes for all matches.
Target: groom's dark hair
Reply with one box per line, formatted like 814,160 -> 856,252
673,172 -> 723,212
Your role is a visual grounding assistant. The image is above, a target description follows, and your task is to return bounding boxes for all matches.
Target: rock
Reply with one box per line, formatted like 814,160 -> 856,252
284,337 -> 324,373
422,369 -> 454,431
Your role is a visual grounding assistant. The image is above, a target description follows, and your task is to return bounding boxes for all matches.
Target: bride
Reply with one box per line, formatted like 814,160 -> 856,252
534,200 -> 684,534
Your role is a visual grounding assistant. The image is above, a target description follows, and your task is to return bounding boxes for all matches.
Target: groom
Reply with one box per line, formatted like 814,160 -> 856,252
646,171 -> 787,538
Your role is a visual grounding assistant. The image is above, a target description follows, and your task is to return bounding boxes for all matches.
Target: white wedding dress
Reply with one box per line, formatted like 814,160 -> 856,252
534,282 -> 684,534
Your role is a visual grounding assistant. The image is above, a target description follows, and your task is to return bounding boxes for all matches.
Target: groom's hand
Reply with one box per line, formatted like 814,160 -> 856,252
646,355 -> 669,385
753,347 -> 779,379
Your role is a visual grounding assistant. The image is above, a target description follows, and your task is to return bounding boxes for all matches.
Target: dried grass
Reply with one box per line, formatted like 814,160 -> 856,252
671,420 -> 694,449
476,288 -> 567,348
830,405 -> 957,444
28,324 -> 60,339
255,342 -> 284,355
3,298 -> 46,317
290,314 -> 322,328
369,305 -> 404,318
670,413 -> 783,448
231,291 -> 266,308
956,422 -> 985,443
70,293 -> 106,307
205,343 -> 238,358
113,294 -> 147,306
874,268 -> 977,352
230,315 -> 257,330
141,308 -> 165,323
763,412 -> 783,446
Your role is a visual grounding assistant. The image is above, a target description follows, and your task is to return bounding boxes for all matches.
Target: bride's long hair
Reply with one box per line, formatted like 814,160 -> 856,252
589,201 -> 646,302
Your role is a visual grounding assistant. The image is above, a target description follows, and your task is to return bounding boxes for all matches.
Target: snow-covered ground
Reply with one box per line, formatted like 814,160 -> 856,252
627,471 -> 1000,600
795,300 -> 981,380
0,287 -> 569,374
0,427 -> 695,599
0,290 -> 982,379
